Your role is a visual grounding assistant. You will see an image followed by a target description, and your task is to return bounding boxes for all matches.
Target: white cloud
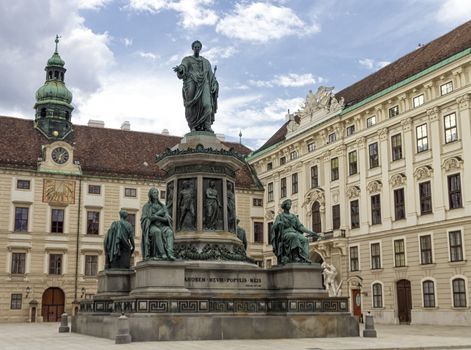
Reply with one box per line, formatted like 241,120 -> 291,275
138,51 -> 160,60
203,46 -> 237,63
77,0 -> 112,10
436,0 -> 471,24
359,58 -> 390,70
128,0 -> 218,28
123,37 -> 133,47
216,2 -> 320,43
249,73 -> 318,88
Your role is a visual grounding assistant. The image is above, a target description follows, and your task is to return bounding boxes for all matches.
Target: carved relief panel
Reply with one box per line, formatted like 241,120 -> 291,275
43,179 -> 75,204
203,178 -> 223,230
226,181 -> 236,233
176,178 -> 197,231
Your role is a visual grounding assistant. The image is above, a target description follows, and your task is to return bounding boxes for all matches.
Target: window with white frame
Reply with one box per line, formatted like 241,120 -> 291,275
452,278 -> 467,307
307,142 -> 316,152
348,151 -> 358,175
369,142 -> 379,168
280,177 -> 287,198
422,280 -> 435,308
367,116 -> 376,128
331,157 -> 339,181
328,133 -> 336,144
413,94 -> 424,108
420,235 -> 433,264
440,81 -> 453,95
371,243 -> 381,269
419,181 -> 432,215
346,125 -> 355,136
11,252 -> 26,274
416,124 -> 428,152
290,150 -> 297,161
444,113 -> 457,143
17,179 -> 31,190
448,173 -> 462,209
394,239 -> 406,267
449,230 -> 464,262
389,105 -> 399,118
350,246 -> 359,272
391,134 -> 402,161
266,162 -> 272,171
371,195 -> 382,225
372,283 -> 383,308
267,182 -> 273,202
310,165 -> 319,188
84,255 -> 98,276
291,173 -> 298,194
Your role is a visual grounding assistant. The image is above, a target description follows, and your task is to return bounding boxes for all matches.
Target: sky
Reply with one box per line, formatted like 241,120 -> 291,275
0,0 -> 470,149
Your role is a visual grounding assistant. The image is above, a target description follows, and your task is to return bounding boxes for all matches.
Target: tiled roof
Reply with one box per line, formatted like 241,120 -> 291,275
255,20 -> 471,154
0,116 -> 260,189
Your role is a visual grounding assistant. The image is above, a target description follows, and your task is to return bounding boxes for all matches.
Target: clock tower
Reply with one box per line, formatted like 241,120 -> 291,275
34,35 -> 74,140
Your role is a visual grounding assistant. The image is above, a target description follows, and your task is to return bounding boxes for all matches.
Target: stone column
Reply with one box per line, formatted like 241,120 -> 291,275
323,150 -> 332,231
457,94 -> 471,205
356,137 -> 368,233
401,118 -> 417,225
428,107 -> 445,220
336,145 -> 347,229
379,128 -> 392,229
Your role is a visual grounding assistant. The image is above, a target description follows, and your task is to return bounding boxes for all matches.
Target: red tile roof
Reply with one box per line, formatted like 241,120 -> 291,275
255,20 -> 471,154
0,116 -> 260,189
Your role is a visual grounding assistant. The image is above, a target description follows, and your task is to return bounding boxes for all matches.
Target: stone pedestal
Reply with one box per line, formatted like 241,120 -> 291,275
97,269 -> 134,298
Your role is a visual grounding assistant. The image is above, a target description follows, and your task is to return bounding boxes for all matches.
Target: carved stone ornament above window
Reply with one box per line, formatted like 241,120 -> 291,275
265,209 -> 275,221
300,86 -> 344,119
426,106 -> 440,121
346,185 -> 360,199
389,173 -> 406,188
366,180 -> 382,194
413,165 -> 433,180
302,188 -> 325,209
442,156 -> 463,172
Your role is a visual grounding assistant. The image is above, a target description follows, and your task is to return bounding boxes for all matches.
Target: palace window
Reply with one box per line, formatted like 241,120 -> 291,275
440,81 -> 453,95
84,255 -> 98,277
290,151 -> 297,161
350,246 -> 359,272
372,283 -> 383,308
266,162 -> 273,171
253,222 -> 264,243
88,185 -> 101,194
449,230 -> 463,262
371,195 -> 382,225
452,278 -> 467,307
371,243 -> 381,269
307,142 -> 316,152
420,235 -> 433,264
328,133 -> 336,144
253,198 -> 263,207
394,239 -> 406,267
332,204 -> 340,230
311,165 -> 319,188
369,142 -> 379,168
86,211 -> 100,235
16,179 -> 30,190
416,124 -> 428,152
267,182 -> 274,202
11,253 -> 26,274
160,190 -> 166,200
291,173 -> 298,194
280,177 -> 287,198
49,254 -> 62,275
367,116 -> 376,128
348,151 -> 358,175
413,94 -> 424,108
126,213 -> 136,232
350,200 -> 359,229
346,125 -> 355,136
448,174 -> 462,209
419,181 -> 432,215
423,280 -> 435,308
14,207 -> 29,232
444,113 -> 457,143
311,202 -> 322,233
10,294 -> 22,310
280,156 -> 286,166
51,208 -> 65,233
391,134 -> 402,161
331,157 -> 339,181
389,105 -> 399,118
393,188 -> 405,220
124,187 -> 137,198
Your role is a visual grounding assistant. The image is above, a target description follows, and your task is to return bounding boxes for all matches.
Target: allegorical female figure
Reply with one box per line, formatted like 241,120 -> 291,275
141,187 -> 175,261
227,182 -> 236,232
173,40 -> 219,132
271,199 -> 323,264
104,210 -> 135,269
204,180 -> 221,230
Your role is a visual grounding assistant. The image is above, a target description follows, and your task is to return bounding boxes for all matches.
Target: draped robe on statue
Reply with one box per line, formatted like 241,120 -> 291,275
271,212 -> 310,264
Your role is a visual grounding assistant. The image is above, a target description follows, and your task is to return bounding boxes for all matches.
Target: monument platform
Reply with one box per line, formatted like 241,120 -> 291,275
73,261 -> 358,341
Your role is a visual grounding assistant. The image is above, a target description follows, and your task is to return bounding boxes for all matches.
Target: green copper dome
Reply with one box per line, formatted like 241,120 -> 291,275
47,52 -> 65,67
36,80 -> 73,104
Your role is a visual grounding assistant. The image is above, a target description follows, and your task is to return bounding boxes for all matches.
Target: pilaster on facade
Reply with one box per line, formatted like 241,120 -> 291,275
456,93 -> 471,206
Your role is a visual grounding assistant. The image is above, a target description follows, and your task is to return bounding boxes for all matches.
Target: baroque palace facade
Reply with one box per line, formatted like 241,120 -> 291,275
0,40 -> 264,322
248,20 -> 471,325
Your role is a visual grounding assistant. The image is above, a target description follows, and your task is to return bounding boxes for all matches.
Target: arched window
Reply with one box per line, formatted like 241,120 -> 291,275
422,280 -> 435,307
60,72 -> 64,81
452,278 -> 467,307
40,108 -> 46,117
54,71 -> 59,79
311,201 -> 321,233
372,283 -> 383,308
48,71 -> 53,79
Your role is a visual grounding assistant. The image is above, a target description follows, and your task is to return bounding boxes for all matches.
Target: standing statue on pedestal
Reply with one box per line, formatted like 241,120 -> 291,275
173,40 -> 219,132
141,187 -> 176,261
271,199 -> 324,265
227,182 -> 236,232
204,180 -> 222,230
178,180 -> 196,230
235,218 -> 248,250
104,210 -> 135,269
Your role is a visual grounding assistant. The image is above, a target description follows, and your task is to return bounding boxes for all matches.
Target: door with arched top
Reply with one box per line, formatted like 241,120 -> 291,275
41,287 -> 65,322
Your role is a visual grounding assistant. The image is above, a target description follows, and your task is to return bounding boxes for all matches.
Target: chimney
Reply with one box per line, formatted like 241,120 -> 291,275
88,119 -> 105,128
216,133 -> 225,141
121,121 -> 130,131
161,128 -> 169,135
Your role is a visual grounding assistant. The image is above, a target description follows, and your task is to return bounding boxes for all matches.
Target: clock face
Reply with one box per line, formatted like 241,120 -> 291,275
51,147 -> 69,165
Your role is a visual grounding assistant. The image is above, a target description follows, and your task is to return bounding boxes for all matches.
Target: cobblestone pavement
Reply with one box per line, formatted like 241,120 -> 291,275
1,322 -> 471,350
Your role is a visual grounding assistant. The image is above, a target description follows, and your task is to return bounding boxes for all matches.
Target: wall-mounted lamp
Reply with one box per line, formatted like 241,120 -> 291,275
25,286 -> 31,298
81,287 -> 86,299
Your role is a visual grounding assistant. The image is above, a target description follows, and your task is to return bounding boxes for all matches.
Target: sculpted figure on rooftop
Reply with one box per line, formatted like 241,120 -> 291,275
173,40 -> 219,132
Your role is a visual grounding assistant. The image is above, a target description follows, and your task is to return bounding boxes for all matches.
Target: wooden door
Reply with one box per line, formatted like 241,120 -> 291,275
41,288 -> 65,322
351,289 -> 362,319
396,279 -> 412,324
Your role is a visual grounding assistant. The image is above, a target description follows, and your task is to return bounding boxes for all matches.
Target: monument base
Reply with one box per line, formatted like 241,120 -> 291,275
73,261 -> 359,341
